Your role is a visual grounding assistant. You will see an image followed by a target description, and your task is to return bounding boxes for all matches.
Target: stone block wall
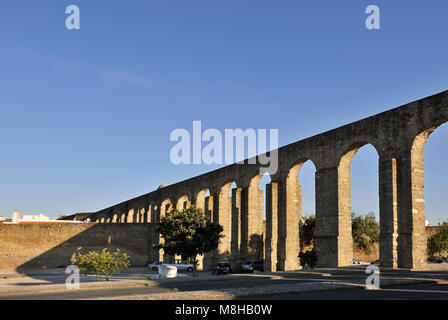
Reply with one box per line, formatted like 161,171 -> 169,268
0,223 -> 156,271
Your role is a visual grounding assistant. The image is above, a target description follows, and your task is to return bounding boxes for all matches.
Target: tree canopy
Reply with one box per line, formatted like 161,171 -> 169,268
156,205 -> 224,267
352,212 -> 380,255
74,248 -> 130,281
427,222 -> 448,257
300,215 -> 316,248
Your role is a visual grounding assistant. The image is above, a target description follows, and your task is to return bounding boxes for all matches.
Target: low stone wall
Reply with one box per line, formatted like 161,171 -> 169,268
0,223 -> 157,271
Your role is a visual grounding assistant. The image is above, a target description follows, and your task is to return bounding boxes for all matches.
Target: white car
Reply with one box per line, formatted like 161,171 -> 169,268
171,260 -> 195,271
148,261 -> 163,271
148,260 -> 194,272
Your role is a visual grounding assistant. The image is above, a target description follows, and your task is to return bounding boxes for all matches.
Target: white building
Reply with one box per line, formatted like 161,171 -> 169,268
21,213 -> 51,222
6,211 -> 83,224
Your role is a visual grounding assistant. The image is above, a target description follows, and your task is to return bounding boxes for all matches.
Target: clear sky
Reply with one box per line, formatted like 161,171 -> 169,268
0,1 -> 447,224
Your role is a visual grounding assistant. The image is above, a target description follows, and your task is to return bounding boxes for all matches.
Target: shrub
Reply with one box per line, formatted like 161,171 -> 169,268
74,248 -> 130,281
299,249 -> 317,269
300,215 -> 316,249
427,223 -> 448,257
352,212 -> 380,255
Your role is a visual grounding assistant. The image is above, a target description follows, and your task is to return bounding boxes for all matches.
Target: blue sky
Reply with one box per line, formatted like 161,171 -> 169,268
0,1 -> 447,224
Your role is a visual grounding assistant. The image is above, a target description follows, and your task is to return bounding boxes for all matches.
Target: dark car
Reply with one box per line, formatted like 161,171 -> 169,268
241,260 -> 264,273
428,256 -> 446,264
212,263 -> 232,275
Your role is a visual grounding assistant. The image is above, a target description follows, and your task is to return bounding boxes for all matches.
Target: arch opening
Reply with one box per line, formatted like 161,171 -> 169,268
176,194 -> 190,210
422,122 -> 448,227
223,180 -> 237,248
283,159 -> 316,270
196,188 -> 212,220
349,143 -> 380,264
410,119 -> 448,266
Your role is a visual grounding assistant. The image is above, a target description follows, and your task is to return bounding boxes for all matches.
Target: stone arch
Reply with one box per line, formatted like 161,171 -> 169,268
160,198 -> 173,220
135,203 -> 147,223
335,141 -> 380,266
217,180 -> 237,259
407,118 -> 448,267
245,173 -> 271,261
156,198 -> 173,262
281,158 -> 317,270
411,118 -> 448,203
176,194 -> 190,210
259,173 -> 273,220
142,203 -> 151,223
195,188 -> 210,210
126,208 -> 134,223
195,187 -> 212,219
149,203 -> 158,223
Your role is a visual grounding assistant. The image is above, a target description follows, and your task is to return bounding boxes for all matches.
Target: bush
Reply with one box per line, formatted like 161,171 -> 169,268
352,212 -> 380,255
299,249 -> 317,269
298,213 -> 380,266
74,248 -> 131,281
300,215 -> 316,248
427,223 -> 448,257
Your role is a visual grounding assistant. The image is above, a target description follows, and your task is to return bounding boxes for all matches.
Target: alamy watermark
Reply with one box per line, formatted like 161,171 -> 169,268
63,5 -> 380,31
66,5 -> 80,30
170,121 -> 279,175
65,265 -> 80,290
365,5 -> 381,30
365,265 -> 380,290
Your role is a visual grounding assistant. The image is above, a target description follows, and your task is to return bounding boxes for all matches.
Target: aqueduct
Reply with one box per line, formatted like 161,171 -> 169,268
89,90 -> 448,270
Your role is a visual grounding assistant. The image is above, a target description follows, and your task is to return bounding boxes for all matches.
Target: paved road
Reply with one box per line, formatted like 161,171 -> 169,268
1,266 -> 446,300
0,277 -> 313,300
245,283 -> 448,300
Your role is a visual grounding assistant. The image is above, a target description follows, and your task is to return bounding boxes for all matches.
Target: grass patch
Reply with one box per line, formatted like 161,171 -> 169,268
0,274 -> 27,279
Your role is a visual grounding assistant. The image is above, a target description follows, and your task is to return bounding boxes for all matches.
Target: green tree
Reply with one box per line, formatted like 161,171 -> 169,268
427,222 -> 448,257
352,212 -> 380,255
156,206 -> 224,268
299,249 -> 317,269
74,248 -> 130,281
300,215 -> 316,249
298,215 -> 316,268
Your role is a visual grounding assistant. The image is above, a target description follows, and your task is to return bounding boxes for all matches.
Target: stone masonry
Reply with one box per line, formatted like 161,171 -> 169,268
88,91 -> 448,271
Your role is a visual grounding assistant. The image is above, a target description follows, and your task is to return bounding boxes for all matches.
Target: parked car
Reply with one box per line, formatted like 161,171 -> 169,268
353,259 -> 362,265
148,260 -> 195,272
428,256 -> 447,264
148,261 -> 162,271
172,259 -> 195,271
212,262 -> 232,275
241,260 -> 264,273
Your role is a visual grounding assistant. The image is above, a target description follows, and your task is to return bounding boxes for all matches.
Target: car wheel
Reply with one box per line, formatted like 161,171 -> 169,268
187,267 -> 194,272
